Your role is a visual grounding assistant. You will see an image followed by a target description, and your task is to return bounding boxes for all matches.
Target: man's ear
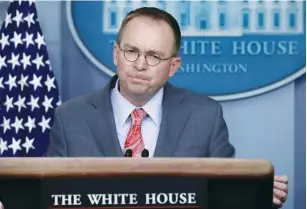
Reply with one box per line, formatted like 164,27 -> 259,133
169,56 -> 181,77
113,44 -> 119,66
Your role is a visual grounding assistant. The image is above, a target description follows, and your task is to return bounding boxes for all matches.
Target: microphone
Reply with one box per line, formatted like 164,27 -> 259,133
141,149 -> 149,157
124,149 -> 132,157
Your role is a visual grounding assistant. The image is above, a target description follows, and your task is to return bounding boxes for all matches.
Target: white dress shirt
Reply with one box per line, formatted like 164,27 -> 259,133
110,79 -> 163,157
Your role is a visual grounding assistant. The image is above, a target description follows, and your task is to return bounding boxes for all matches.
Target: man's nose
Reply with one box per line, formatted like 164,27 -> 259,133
133,54 -> 148,71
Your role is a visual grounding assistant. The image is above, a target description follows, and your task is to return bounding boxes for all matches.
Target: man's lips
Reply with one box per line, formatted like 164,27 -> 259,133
128,76 -> 149,82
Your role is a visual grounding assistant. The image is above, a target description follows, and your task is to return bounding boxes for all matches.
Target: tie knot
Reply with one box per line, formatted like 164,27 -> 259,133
131,108 -> 147,126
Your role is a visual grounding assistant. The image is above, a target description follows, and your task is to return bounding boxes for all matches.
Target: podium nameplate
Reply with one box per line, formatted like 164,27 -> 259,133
0,158 -> 274,209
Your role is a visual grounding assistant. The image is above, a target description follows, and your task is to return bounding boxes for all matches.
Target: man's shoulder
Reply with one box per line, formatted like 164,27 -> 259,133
170,85 -> 221,108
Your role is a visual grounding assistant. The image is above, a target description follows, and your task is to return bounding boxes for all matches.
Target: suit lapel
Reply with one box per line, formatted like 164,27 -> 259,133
154,84 -> 191,157
85,75 -> 123,157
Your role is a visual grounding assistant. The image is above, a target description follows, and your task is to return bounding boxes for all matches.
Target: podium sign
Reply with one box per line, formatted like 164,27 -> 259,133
0,158 -> 274,209
43,176 -> 207,208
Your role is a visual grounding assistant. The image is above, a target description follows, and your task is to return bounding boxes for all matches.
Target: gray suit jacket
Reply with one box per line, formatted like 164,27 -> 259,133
46,75 -> 235,157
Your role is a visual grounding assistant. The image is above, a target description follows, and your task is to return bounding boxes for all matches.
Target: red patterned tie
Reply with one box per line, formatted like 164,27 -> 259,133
124,108 -> 147,157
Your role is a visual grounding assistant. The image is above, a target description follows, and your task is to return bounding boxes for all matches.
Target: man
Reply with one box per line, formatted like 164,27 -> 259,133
46,7 -> 288,208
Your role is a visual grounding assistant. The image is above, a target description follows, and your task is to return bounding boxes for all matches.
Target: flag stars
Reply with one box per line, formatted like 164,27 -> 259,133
45,75 -> 56,92
0,33 -> 10,50
27,95 -> 39,111
0,55 -> 7,70
0,0 -> 60,156
22,137 -> 35,153
35,32 -> 45,49
38,116 -> 50,133
8,137 -> 21,155
0,77 -> 4,89
23,32 -> 34,48
32,53 -> 45,70
0,138 -> 8,155
17,74 -> 29,91
42,95 -> 53,112
45,60 -> 52,70
4,12 -> 12,28
7,53 -> 20,70
23,12 -> 35,28
14,95 -> 26,112
24,116 -> 36,133
29,74 -> 42,90
12,10 -> 24,27
4,95 -> 14,112
10,32 -> 23,48
56,99 -> 61,107
5,74 -> 17,91
20,53 -> 31,70
11,117 -> 24,133
0,117 -> 11,134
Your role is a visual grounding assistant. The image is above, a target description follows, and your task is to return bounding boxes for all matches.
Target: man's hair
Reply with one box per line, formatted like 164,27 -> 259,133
116,7 -> 181,56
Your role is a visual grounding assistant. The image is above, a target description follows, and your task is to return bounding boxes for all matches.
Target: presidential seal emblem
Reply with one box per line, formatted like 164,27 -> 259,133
66,0 -> 305,101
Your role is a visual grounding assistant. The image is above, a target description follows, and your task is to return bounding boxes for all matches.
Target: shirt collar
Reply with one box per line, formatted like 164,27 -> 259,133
112,79 -> 163,126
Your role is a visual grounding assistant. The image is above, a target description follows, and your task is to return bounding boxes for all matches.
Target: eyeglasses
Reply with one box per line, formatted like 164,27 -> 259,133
118,47 -> 174,66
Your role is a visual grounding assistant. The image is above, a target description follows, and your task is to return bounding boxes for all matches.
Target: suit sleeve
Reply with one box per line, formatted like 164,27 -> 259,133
45,108 -> 68,157
208,103 -> 235,158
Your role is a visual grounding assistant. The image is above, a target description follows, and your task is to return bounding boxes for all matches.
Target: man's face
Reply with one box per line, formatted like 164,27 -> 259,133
113,16 -> 181,100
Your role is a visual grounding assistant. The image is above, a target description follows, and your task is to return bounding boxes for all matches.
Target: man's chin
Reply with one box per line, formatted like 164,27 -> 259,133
127,87 -> 152,98
126,83 -> 148,94
129,89 -> 148,97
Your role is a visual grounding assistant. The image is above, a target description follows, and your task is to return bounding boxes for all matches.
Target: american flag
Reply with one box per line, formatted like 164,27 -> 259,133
0,0 -> 61,156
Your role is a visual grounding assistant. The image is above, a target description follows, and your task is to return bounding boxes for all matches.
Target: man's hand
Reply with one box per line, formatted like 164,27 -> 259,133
273,175 -> 288,208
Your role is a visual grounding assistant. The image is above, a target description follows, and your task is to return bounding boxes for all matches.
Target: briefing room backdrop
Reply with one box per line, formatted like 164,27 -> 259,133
0,1 -> 305,209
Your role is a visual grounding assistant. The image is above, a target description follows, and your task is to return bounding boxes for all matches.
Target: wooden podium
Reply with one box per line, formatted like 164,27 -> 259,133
0,158 -> 274,209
